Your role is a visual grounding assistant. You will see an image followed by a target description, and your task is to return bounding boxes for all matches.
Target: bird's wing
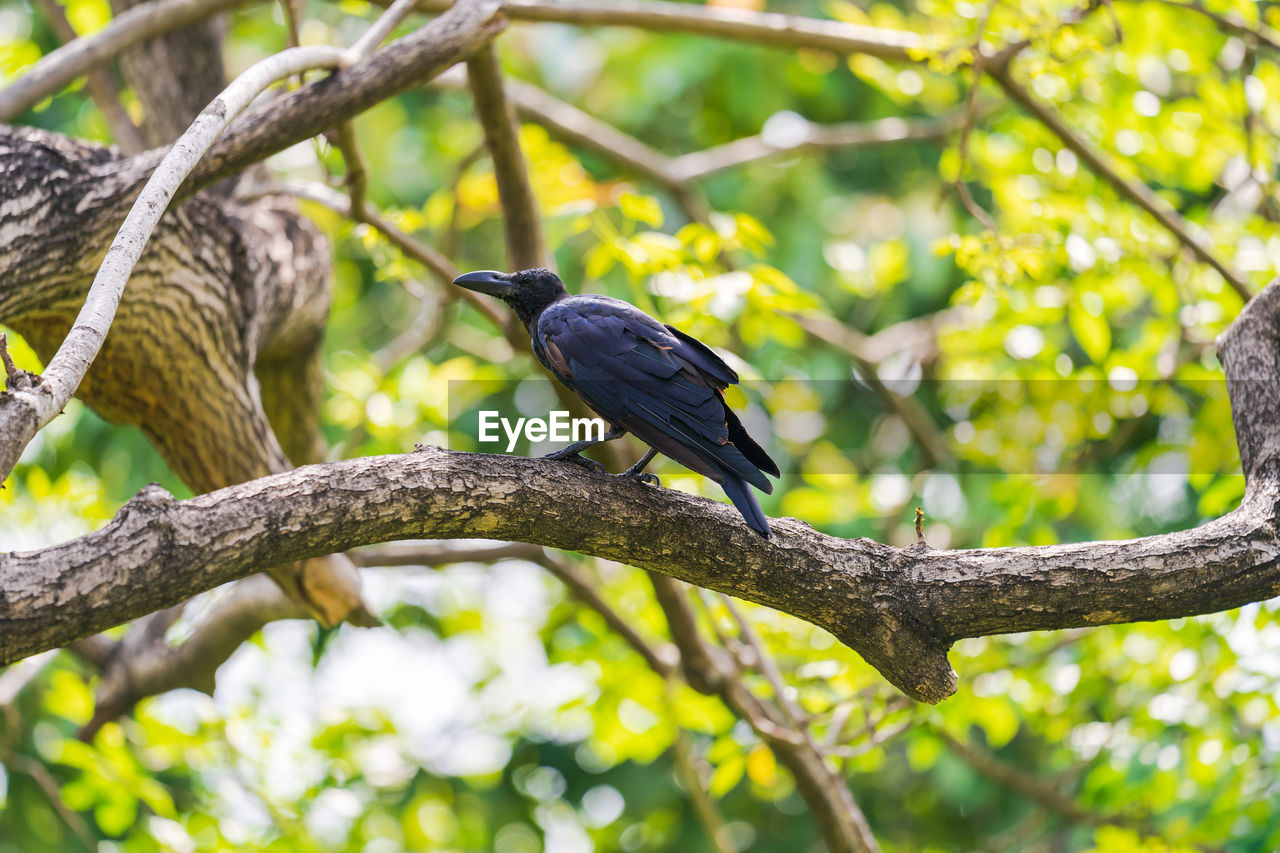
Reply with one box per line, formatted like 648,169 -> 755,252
537,297 -> 775,492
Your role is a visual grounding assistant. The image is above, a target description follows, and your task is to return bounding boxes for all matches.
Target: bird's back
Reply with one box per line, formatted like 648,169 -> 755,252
533,295 -> 778,490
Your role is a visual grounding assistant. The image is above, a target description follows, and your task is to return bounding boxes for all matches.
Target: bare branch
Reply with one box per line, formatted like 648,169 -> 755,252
465,45 -> 547,269
0,44 -> 354,483
790,312 -> 952,467
80,575 -> 307,739
0,0 -> 249,121
669,113 -> 964,181
8,755 -> 97,849
332,122 -> 371,218
1142,0 -> 1280,53
178,1 -> 506,199
650,578 -> 879,853
932,727 -> 1141,829
721,596 -> 804,724
30,0 -> 147,152
532,551 -> 679,676
274,180 -> 509,333
413,0 -> 923,61
474,74 -> 957,223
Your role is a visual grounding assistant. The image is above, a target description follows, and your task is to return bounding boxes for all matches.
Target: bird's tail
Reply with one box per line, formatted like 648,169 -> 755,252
721,475 -> 772,538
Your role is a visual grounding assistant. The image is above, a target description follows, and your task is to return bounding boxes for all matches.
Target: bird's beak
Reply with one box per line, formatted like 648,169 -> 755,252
452,270 -> 517,298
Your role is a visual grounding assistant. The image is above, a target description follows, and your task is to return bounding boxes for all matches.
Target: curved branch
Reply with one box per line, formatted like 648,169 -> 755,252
0,44 -> 354,482
4,264 -> 1279,710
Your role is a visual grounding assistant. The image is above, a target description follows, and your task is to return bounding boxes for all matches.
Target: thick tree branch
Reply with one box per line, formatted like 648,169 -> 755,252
0,449 -> 1247,697
4,306 -> 1277,698
9,263 -> 1280,713
0,44 -> 354,483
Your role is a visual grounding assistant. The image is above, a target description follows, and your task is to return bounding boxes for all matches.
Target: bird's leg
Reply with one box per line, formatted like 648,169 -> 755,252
541,426 -> 626,473
617,448 -> 660,486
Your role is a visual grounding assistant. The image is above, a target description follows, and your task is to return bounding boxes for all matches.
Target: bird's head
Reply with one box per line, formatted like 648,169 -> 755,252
452,268 -> 568,328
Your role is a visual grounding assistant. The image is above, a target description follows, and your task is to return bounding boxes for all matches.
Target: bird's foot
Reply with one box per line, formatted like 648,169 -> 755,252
618,470 -> 660,487
544,450 -> 605,474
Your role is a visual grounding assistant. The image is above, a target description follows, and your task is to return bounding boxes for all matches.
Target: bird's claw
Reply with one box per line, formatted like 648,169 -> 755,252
620,471 -> 660,487
545,452 -> 605,475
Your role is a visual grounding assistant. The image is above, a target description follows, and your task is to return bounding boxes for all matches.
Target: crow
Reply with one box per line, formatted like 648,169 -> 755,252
453,268 -> 779,537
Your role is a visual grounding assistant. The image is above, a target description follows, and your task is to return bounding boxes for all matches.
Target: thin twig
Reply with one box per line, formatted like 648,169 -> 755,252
1143,0 -> 1280,52
271,180 -> 511,335
0,333 -> 34,392
952,8 -> 999,232
671,706 -> 737,853
669,113 -> 966,181
720,595 -> 805,725
10,755 -> 97,850
650,576 -> 880,853
534,552 -> 679,676
932,727 -> 1147,830
332,122 -> 370,217
465,44 -> 546,269
987,65 -> 1251,300
790,312 -> 951,468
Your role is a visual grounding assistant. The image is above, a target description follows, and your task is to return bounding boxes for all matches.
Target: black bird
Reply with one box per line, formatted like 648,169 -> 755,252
453,268 -> 779,537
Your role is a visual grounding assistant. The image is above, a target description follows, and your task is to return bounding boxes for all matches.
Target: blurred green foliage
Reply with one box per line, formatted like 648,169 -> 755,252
3,0 -> 1280,849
